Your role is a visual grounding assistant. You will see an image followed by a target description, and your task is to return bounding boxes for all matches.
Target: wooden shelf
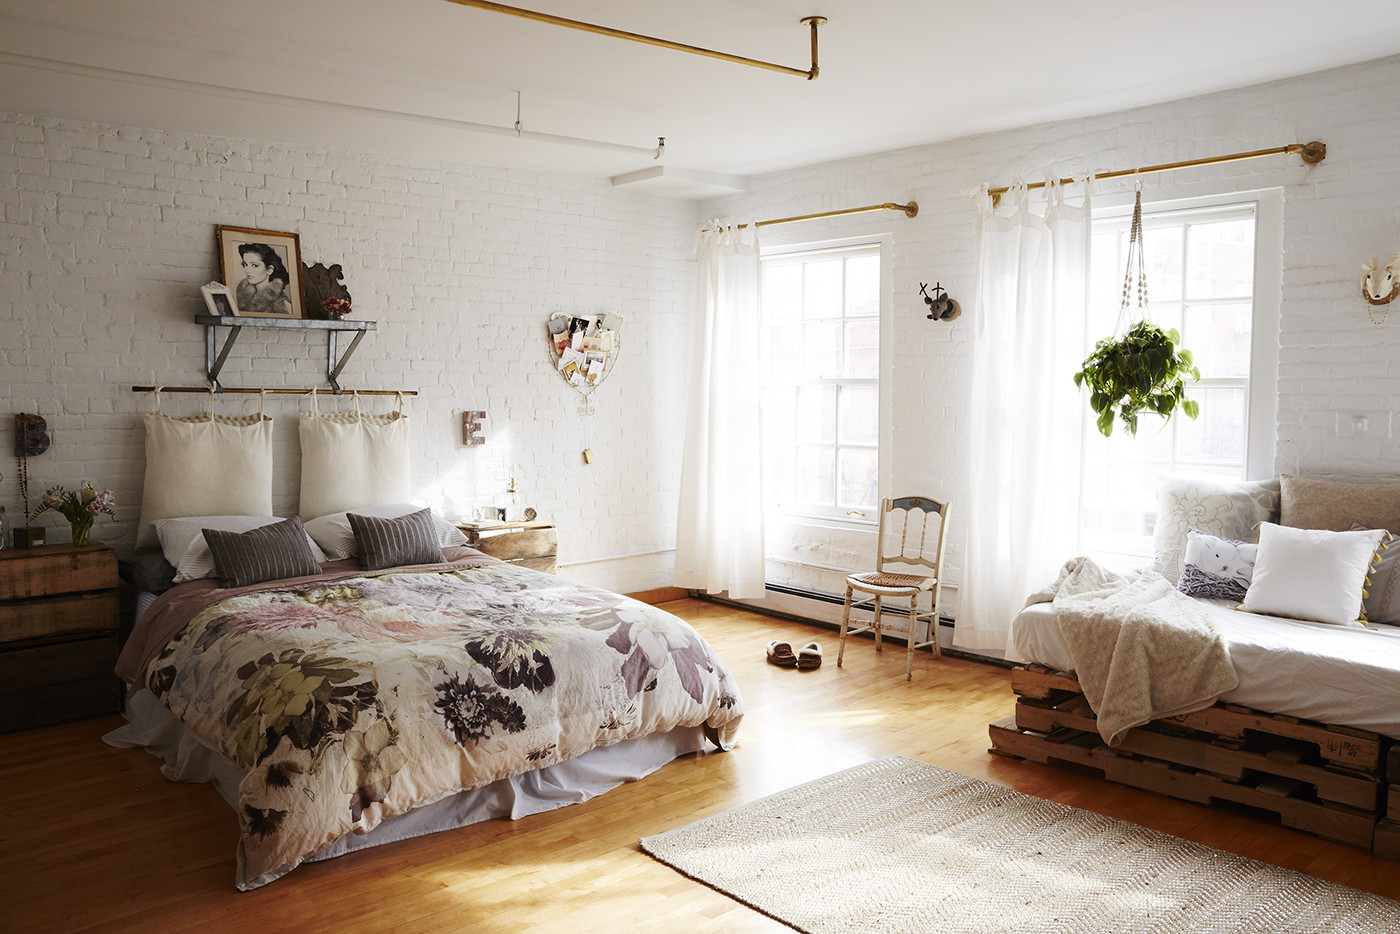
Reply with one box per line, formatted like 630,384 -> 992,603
194,315 -> 377,391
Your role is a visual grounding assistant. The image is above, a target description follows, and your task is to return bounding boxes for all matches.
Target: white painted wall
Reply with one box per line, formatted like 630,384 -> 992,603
0,115 -> 696,592
699,53 -> 1400,621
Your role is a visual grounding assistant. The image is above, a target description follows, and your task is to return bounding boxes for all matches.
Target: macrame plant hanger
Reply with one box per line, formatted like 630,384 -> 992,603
1116,184 -> 1150,335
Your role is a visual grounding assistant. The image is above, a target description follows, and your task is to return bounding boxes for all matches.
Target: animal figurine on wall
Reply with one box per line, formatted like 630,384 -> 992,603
1362,253 -> 1400,324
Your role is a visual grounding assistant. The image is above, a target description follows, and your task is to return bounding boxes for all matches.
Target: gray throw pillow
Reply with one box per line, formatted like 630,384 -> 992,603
202,516 -> 323,588
347,508 -> 446,571
1352,523 -> 1400,625
1177,529 -> 1257,601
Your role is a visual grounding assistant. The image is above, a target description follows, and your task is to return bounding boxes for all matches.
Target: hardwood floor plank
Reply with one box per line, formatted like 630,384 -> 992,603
2,598 -> 1397,933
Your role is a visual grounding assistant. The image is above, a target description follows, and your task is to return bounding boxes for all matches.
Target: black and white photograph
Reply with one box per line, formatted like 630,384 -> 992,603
199,281 -> 239,317
215,225 -> 305,319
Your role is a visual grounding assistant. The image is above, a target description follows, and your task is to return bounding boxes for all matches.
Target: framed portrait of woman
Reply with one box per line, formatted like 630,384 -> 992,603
215,225 -> 306,319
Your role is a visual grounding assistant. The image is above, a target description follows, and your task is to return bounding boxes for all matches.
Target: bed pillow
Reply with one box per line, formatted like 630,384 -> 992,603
1176,529 -> 1257,601
1281,474 -> 1400,532
347,509 -> 446,571
1239,522 -> 1385,626
1151,477 -> 1280,586
154,515 -> 329,583
299,407 -> 412,520
137,412 -> 274,549
303,503 -> 468,560
1353,523 -> 1400,625
202,516 -> 324,588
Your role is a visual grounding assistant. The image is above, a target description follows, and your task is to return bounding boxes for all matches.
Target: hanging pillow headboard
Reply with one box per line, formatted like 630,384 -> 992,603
137,394 -> 275,549
298,392 -> 411,520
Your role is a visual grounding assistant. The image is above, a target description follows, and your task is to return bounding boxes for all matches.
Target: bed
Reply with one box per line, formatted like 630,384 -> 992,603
108,542 -> 741,890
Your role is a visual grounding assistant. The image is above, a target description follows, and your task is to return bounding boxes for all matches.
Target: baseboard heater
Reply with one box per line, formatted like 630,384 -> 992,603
692,584 -> 1015,669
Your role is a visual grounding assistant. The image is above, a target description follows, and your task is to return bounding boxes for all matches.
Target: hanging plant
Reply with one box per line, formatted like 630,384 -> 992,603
1074,189 -> 1201,437
1074,321 -> 1200,436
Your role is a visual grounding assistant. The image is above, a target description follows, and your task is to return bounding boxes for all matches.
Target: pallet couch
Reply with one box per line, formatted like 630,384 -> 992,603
989,474 -> 1400,858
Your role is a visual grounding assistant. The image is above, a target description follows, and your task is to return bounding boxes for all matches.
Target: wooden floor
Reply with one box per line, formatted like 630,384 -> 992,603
4,598 -> 1399,932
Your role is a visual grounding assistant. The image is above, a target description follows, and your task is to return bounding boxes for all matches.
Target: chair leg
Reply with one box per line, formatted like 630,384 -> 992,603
838,585 -> 853,668
906,594 -> 917,681
928,590 -> 943,661
873,596 -> 883,652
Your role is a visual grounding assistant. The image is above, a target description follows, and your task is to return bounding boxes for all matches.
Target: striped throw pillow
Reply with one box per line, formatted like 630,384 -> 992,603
347,508 -> 446,571
202,516 -> 324,588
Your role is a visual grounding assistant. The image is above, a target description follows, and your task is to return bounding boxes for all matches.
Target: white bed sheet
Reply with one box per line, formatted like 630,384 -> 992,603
1008,599 -> 1400,739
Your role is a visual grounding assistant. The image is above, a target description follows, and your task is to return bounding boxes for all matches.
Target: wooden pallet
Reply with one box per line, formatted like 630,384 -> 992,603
991,665 -> 1392,853
990,717 -> 1378,849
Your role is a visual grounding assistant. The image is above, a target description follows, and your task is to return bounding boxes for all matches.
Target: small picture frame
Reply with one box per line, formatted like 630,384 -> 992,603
200,281 -> 239,317
215,225 -> 306,319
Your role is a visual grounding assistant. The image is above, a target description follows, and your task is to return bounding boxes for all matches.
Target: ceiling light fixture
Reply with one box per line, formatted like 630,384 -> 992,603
442,1 -> 828,80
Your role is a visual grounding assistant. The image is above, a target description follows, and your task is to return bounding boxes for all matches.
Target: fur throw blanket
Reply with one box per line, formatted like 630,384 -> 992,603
1024,557 -> 1239,745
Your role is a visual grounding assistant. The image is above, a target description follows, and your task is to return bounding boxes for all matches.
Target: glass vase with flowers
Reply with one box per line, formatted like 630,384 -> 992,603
35,482 -> 116,546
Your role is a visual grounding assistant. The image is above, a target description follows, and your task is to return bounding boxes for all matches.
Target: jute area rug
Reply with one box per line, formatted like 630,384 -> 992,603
639,756 -> 1400,934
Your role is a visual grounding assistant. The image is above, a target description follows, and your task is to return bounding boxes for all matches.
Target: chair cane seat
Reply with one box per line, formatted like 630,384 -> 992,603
846,571 -> 936,594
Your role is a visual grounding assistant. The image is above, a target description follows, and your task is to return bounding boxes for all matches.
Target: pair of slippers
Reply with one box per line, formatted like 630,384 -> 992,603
766,640 -> 822,670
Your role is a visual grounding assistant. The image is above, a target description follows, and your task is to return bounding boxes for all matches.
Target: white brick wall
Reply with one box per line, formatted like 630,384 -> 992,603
700,53 -> 1400,617
0,116 -> 696,592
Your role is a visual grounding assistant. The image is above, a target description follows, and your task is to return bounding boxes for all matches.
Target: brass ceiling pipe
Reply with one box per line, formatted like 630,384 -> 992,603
442,1 -> 827,80
725,201 -> 918,230
987,141 -> 1327,206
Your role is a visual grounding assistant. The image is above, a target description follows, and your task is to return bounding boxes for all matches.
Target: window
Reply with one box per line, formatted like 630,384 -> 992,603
1078,195 -> 1280,564
760,244 -> 882,523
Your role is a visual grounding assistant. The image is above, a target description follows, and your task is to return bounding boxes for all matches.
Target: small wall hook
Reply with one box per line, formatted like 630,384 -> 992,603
920,282 -> 962,321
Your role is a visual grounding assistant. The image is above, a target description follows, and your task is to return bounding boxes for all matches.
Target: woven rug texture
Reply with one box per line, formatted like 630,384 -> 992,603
639,756 -> 1400,934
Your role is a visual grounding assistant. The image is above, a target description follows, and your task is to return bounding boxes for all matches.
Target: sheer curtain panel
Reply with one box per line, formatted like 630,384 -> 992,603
674,222 -> 766,598
958,181 -> 1090,651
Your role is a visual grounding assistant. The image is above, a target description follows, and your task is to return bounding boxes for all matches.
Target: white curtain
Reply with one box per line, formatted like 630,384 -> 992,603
674,222 -> 766,598
957,180 -> 1091,651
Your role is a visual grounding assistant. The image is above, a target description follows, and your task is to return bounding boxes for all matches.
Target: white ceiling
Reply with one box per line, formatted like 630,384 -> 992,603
3,0 -> 1400,198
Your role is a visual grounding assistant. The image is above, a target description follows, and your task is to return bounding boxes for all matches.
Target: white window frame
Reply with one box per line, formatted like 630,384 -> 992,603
759,235 -> 892,533
1077,188 -> 1281,562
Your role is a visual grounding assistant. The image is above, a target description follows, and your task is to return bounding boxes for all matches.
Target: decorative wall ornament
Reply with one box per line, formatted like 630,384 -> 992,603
1362,253 -> 1400,325
546,311 -> 622,416
920,282 -> 961,321
303,262 -> 353,319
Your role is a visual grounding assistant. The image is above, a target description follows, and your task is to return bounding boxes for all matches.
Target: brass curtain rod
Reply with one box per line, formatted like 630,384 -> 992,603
735,201 -> 919,229
442,1 -> 827,80
131,386 -> 417,396
987,141 -> 1327,206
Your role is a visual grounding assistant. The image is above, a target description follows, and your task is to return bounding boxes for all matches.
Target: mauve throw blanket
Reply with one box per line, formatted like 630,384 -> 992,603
1023,557 -> 1239,745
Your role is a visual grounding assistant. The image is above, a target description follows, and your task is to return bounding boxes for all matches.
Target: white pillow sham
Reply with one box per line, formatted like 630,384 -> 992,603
1151,476 -> 1280,586
298,408 -> 412,520
154,515 -> 329,584
303,503 -> 468,560
1239,522 -> 1385,626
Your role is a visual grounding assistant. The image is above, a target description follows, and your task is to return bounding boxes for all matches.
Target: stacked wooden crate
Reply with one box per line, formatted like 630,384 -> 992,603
1376,748 -> 1400,860
990,665 -> 1389,853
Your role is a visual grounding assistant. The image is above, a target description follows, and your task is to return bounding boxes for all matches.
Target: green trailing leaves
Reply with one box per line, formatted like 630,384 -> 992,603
1073,320 -> 1202,437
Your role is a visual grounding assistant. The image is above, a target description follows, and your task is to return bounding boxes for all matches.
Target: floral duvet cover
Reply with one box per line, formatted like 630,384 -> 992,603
135,558 -> 743,889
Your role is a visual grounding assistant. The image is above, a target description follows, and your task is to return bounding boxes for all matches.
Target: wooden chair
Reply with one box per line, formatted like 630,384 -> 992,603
838,496 -> 949,680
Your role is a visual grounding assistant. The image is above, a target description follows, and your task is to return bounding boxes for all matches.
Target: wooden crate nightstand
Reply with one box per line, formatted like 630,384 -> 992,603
0,542 -> 122,733
456,521 -> 558,574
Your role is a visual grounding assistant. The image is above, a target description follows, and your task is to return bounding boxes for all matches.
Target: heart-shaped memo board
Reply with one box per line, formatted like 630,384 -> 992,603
546,311 -> 623,415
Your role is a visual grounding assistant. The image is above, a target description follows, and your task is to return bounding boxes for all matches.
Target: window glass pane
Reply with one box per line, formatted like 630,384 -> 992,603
762,264 -> 802,320
762,387 -> 796,505
804,321 -> 841,377
796,384 -> 836,444
1143,223 -> 1184,302
845,319 -> 879,377
763,321 -> 800,381
1089,230 -> 1122,310
1079,460 -> 1161,557
796,445 -> 835,505
839,385 -> 878,445
803,260 -> 843,319
1183,302 -> 1251,378
1187,218 -> 1254,299
1175,385 -> 1245,466
845,254 -> 880,317
838,448 -> 878,511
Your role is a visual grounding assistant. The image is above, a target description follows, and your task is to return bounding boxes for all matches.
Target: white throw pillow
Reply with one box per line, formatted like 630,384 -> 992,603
1151,477 -> 1280,586
154,515 -> 329,583
137,413 -> 274,549
303,503 -> 467,560
299,409 -> 412,520
1239,522 -> 1385,626
1177,529 -> 1258,601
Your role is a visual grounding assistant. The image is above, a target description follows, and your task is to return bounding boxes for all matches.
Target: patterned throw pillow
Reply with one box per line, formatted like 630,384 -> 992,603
1151,477 -> 1280,586
347,508 -> 446,571
1353,523 -> 1400,625
202,516 -> 324,588
1177,529 -> 1258,601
